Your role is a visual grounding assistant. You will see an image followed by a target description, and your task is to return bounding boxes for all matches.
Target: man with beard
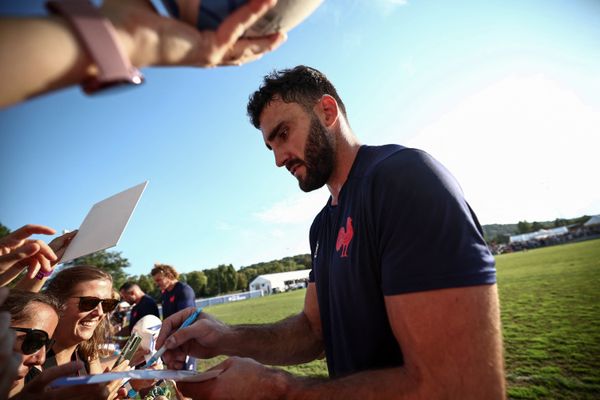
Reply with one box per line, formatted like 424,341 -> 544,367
156,66 -> 506,399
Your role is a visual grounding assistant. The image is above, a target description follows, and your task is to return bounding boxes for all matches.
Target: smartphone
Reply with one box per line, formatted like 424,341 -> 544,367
114,333 -> 142,368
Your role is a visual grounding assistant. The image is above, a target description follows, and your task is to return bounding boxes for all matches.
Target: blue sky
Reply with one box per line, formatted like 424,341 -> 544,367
1,0 -> 599,276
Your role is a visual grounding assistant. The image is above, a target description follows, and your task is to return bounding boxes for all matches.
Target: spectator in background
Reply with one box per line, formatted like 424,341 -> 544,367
151,263 -> 196,371
151,264 -> 195,320
119,282 -> 160,333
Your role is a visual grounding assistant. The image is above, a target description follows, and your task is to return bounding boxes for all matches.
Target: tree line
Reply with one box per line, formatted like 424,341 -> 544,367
72,251 -> 312,302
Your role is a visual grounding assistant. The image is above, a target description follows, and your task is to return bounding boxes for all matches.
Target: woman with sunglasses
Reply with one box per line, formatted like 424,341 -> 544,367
0,289 -> 59,397
44,265 -> 121,374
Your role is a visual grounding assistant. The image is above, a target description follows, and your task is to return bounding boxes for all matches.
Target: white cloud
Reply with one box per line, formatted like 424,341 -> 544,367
253,188 -> 330,224
373,0 -> 409,16
406,74 -> 600,224
206,190 -> 330,268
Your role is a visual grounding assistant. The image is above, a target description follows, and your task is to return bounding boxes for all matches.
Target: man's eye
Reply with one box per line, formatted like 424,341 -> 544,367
279,129 -> 288,139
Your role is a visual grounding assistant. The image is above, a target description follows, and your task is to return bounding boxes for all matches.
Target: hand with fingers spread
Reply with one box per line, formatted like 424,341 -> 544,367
155,307 -> 233,370
1,0 -> 286,107
102,0 -> 287,68
12,230 -> 78,292
11,361 -> 110,400
0,224 -> 60,287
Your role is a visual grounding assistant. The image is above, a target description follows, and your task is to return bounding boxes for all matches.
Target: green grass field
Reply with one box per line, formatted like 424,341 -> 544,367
202,239 -> 600,399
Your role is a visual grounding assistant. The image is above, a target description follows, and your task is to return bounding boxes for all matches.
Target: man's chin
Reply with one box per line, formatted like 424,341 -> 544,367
299,179 -> 325,192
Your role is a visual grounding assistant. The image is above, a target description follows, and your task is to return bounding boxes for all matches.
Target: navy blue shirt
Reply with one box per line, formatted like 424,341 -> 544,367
161,281 -> 196,319
129,294 -> 160,330
309,145 -> 496,378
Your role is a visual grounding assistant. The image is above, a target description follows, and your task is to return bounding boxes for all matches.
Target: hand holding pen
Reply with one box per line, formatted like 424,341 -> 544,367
154,307 -> 233,370
144,307 -> 203,368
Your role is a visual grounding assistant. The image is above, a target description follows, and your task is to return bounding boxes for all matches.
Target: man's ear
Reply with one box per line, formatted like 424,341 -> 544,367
315,95 -> 339,128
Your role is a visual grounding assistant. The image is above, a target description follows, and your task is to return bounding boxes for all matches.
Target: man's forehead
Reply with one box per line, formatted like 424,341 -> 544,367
260,99 -> 306,139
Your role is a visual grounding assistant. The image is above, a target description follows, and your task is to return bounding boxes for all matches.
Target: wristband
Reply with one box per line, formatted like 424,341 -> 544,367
35,269 -> 53,280
46,0 -> 144,93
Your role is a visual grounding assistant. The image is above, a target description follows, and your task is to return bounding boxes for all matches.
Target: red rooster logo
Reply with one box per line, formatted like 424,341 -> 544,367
336,217 -> 354,258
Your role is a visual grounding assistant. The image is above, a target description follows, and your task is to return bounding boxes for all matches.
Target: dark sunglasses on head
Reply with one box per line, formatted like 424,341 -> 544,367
11,327 -> 54,355
75,296 -> 119,313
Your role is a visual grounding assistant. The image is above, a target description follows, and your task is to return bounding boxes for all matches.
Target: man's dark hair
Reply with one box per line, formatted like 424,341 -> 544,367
119,281 -> 138,292
247,65 -> 348,129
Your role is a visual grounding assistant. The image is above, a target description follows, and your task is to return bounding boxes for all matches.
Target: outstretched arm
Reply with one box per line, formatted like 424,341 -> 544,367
157,282 -> 323,367
0,0 -> 286,108
0,224 -> 58,287
177,284 -> 505,400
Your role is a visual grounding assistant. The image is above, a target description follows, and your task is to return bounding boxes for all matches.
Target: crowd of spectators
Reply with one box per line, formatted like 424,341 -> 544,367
488,223 -> 600,255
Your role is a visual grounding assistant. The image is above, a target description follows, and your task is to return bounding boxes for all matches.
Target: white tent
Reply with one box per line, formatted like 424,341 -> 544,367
584,215 -> 600,227
249,269 -> 311,294
509,226 -> 568,243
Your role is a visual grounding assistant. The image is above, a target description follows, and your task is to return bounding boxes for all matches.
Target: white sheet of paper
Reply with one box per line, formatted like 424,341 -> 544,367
59,181 -> 148,263
49,369 -> 223,387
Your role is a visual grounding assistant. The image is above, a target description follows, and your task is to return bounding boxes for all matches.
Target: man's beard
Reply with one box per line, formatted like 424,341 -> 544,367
297,115 -> 335,192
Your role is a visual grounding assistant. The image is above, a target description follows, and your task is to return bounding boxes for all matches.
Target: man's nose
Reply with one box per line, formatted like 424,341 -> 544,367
274,148 -> 288,168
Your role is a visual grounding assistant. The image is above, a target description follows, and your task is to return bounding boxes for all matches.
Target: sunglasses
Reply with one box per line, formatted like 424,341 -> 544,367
11,327 -> 54,355
74,296 -> 119,313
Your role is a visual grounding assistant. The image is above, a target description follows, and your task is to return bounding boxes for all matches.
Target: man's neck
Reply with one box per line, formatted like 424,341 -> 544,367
327,127 -> 361,205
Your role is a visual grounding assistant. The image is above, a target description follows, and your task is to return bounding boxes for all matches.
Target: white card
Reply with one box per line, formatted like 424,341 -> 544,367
59,182 -> 148,264
49,369 -> 223,387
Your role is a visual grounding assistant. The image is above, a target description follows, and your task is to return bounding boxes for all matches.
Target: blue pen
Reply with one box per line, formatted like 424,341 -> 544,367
143,307 -> 203,368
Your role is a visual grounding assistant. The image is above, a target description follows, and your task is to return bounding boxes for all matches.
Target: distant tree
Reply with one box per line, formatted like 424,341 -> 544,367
292,254 -> 312,268
531,221 -> 544,232
72,250 -> 130,290
517,220 -> 532,234
184,271 -> 207,297
219,264 -> 237,293
0,222 -> 9,238
204,268 -> 221,297
242,267 -> 258,284
236,271 -> 248,291
135,274 -> 160,300
553,218 -> 568,228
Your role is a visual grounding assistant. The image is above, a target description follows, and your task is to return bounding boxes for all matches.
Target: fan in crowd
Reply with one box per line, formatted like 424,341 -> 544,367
118,282 -> 160,335
0,289 -> 111,399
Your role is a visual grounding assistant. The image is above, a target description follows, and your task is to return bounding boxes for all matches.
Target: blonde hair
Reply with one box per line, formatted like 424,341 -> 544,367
45,265 -> 113,361
151,263 -> 179,280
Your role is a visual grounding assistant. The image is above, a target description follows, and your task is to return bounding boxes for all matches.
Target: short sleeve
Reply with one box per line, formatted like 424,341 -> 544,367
371,149 -> 496,295
177,284 -> 196,311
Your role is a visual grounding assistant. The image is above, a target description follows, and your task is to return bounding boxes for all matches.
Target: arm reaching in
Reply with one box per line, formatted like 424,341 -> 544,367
156,283 -> 323,369
11,361 -> 110,400
14,230 -> 77,292
0,224 -> 58,287
0,0 -> 286,107
169,284 -> 506,400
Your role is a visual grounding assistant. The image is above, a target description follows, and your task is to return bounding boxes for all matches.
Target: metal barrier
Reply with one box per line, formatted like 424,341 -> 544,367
194,290 -> 264,308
